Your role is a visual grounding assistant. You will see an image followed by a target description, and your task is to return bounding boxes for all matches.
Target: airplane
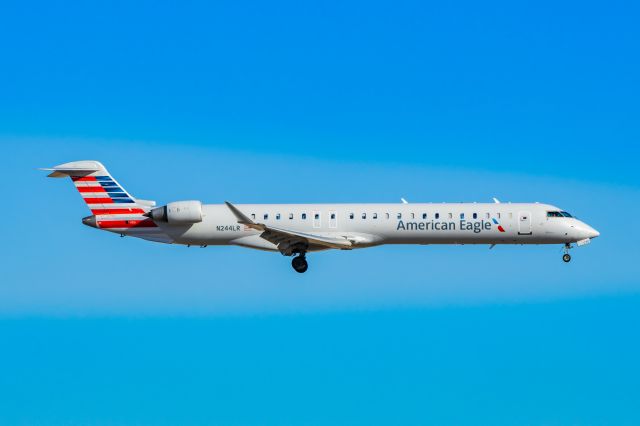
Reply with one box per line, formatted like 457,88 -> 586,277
43,160 -> 600,273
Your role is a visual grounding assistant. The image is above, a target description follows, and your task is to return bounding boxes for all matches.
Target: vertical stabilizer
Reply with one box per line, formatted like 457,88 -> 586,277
42,160 -> 146,215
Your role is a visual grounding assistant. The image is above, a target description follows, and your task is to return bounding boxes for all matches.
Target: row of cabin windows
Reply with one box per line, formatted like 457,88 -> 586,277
250,212 -> 513,220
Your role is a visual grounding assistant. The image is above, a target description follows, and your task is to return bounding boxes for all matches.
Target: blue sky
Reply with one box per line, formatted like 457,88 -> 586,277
1,0 -> 640,424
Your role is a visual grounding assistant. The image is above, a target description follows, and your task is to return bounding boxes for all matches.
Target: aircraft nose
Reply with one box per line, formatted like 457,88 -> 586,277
576,222 -> 599,239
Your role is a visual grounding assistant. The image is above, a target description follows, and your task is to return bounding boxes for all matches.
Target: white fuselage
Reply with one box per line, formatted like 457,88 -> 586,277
115,202 -> 600,251
45,160 -> 601,272
45,161 -> 600,272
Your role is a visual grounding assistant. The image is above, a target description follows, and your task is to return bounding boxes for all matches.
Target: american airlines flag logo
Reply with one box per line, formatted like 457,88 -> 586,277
72,175 -> 139,212
71,174 -> 156,229
492,218 -> 506,232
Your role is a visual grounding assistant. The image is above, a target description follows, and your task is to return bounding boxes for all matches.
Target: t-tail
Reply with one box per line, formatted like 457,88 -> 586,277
42,160 -> 155,213
41,161 -> 170,241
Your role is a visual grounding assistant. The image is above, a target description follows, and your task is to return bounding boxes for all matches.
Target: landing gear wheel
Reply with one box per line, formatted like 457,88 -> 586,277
563,253 -> 572,263
292,256 -> 308,273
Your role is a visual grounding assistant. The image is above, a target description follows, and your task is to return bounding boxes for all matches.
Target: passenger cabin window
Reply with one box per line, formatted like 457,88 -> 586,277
289,213 -> 293,220
349,213 -> 354,219
486,213 -> 490,219
373,213 -> 378,219
276,213 -> 281,220
314,213 -> 320,220
497,213 -> 501,219
411,213 -> 415,219
301,213 -> 307,220
460,213 -> 465,219
435,213 -> 440,219
251,213 -> 256,219
397,213 -> 402,219
385,213 -> 390,219
422,213 -> 427,219
362,213 -> 366,219
448,213 -> 453,219
473,213 -> 478,219
264,213 -> 269,220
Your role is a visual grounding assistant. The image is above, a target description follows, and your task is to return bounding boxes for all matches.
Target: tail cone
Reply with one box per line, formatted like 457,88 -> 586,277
82,215 -> 97,228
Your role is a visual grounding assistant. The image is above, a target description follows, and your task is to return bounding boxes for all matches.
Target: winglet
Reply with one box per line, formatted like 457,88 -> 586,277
493,197 -> 501,204
401,198 -> 409,204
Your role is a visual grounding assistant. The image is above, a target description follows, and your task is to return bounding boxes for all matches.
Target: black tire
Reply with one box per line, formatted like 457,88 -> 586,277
563,254 -> 571,263
292,256 -> 308,273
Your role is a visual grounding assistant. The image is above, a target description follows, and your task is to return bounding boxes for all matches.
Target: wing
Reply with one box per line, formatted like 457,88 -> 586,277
225,202 -> 352,251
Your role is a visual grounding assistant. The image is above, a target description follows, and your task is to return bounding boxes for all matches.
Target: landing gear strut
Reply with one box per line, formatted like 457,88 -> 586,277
291,254 -> 308,273
563,243 -> 572,263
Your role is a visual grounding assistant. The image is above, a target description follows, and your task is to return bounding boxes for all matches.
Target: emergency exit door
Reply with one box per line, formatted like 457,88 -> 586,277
518,211 -> 532,235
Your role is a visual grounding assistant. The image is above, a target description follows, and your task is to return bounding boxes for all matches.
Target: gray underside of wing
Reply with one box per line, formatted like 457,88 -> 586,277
261,225 -> 352,249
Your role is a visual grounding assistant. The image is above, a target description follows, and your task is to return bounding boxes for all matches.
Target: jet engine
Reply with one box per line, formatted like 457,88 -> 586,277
147,200 -> 203,224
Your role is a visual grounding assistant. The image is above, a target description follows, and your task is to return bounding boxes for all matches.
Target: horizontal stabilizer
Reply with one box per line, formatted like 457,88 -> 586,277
40,161 -> 108,178
40,167 -> 101,178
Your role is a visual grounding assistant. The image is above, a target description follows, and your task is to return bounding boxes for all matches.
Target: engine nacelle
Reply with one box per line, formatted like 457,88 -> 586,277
149,200 -> 203,224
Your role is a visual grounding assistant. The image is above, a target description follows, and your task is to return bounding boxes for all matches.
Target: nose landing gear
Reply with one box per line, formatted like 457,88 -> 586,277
291,254 -> 308,273
562,243 -> 572,263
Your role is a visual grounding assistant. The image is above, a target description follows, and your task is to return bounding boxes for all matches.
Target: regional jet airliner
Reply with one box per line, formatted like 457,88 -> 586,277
43,161 -> 600,273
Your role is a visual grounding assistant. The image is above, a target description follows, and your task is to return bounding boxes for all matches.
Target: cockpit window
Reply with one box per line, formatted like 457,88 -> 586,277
547,211 -> 564,218
561,211 -> 573,218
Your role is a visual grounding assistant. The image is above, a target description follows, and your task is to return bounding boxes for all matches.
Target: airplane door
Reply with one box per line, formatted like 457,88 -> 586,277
329,211 -> 337,229
313,211 -> 321,229
518,211 -> 532,235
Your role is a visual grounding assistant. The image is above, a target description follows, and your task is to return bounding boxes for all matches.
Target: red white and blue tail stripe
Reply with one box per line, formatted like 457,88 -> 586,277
43,161 -> 170,241
71,174 -> 145,215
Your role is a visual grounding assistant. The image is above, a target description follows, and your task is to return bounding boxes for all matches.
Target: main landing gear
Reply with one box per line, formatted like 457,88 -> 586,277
291,254 -> 308,273
563,243 -> 572,263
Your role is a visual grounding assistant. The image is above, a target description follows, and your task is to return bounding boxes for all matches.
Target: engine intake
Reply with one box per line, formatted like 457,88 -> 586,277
148,200 -> 203,224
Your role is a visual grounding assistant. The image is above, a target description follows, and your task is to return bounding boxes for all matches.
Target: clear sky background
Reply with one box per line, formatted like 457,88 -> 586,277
1,0 -> 639,424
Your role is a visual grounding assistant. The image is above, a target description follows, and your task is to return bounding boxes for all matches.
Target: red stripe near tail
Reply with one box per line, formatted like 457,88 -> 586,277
77,186 -> 107,193
91,208 -> 146,215
98,219 -> 157,229
84,197 -> 115,204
